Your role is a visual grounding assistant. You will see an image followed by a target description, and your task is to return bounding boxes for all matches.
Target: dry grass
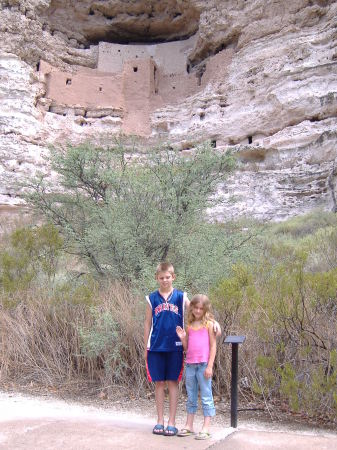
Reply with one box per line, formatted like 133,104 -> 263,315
0,283 -> 147,394
0,290 -> 87,385
0,279 -> 336,425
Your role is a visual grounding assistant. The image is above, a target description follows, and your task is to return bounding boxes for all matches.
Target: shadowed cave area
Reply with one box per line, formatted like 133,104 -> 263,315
43,0 -> 200,45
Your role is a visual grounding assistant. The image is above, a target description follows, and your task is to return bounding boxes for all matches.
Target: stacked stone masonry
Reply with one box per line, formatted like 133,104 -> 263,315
38,35 -> 208,135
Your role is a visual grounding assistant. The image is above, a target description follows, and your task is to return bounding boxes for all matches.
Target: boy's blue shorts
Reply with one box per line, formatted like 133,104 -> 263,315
146,351 -> 184,382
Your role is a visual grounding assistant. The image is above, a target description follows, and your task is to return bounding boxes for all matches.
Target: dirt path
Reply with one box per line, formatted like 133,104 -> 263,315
0,392 -> 336,450
0,391 -> 233,449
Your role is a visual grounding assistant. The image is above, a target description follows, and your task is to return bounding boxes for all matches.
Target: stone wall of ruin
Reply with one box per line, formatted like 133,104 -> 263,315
98,36 -> 197,75
37,36 -> 206,135
40,61 -> 123,110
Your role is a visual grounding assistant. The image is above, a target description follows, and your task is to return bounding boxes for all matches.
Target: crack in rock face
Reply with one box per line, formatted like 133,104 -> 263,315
41,0 -> 200,45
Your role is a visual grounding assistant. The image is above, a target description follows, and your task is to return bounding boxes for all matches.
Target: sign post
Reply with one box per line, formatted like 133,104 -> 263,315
224,335 -> 246,428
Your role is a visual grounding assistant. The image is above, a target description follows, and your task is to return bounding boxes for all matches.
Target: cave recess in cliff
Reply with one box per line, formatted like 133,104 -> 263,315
43,0 -> 200,45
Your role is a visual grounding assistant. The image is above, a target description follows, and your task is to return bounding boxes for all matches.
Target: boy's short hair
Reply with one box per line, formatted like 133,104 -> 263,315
155,262 -> 175,276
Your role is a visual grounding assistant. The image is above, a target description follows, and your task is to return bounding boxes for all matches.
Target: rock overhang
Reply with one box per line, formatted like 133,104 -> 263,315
41,0 -> 201,46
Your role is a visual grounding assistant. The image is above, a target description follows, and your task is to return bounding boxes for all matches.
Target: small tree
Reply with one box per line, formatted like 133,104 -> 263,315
25,140 -> 236,286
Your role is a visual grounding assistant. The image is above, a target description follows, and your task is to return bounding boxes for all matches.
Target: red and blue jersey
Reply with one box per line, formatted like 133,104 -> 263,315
146,288 -> 187,352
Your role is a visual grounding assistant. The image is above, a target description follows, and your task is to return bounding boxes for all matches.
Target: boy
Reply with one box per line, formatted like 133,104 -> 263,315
144,262 -> 185,436
144,262 -> 220,436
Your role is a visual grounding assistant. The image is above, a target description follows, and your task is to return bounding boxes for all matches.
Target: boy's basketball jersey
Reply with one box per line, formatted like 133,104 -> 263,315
146,288 -> 187,352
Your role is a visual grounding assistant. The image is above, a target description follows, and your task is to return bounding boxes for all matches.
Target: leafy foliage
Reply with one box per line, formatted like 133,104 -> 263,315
79,307 -> 127,382
25,140 -> 236,287
211,212 -> 337,420
0,224 -> 63,292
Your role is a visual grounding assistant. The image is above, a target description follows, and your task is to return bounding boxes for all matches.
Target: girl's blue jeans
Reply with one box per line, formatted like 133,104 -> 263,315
185,362 -> 216,417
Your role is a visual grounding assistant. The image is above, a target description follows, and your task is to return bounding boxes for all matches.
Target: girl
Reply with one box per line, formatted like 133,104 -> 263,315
176,294 -> 216,440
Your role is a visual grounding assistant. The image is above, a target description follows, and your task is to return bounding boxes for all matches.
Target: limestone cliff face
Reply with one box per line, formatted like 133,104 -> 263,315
0,0 -> 336,220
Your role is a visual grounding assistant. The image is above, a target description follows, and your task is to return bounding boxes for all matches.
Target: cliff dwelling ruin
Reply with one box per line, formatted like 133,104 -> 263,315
1,0 -> 336,221
38,35 -> 232,136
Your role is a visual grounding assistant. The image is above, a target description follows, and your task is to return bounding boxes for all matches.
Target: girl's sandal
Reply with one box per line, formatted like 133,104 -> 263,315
177,428 -> 195,437
195,431 -> 211,440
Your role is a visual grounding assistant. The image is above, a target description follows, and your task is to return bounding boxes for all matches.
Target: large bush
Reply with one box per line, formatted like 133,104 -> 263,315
25,140 -> 236,289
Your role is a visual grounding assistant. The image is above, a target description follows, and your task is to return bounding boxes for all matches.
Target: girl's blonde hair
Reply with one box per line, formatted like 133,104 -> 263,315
187,294 -> 214,327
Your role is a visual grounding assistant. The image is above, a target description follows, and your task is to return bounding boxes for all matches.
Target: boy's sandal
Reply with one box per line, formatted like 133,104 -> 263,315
164,425 -> 179,436
195,431 -> 211,440
152,424 -> 165,435
177,428 -> 195,437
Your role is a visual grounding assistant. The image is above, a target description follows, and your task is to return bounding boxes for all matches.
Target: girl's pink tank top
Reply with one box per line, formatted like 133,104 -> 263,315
186,322 -> 210,364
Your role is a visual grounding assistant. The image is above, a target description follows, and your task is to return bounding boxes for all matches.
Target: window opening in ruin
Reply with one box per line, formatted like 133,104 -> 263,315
89,9 -> 94,16
66,78 -> 72,85
211,140 -> 217,148
36,61 -> 40,71
200,112 -> 205,121
153,66 -> 158,94
133,67 -> 138,72
99,87 -> 102,92
248,136 -> 253,144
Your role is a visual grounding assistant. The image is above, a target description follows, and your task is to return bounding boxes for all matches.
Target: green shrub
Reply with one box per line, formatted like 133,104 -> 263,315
271,209 -> 337,238
79,307 -> 127,382
212,220 -> 337,421
0,224 -> 63,292
278,363 -> 300,411
53,275 -> 98,306
25,140 -> 236,288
